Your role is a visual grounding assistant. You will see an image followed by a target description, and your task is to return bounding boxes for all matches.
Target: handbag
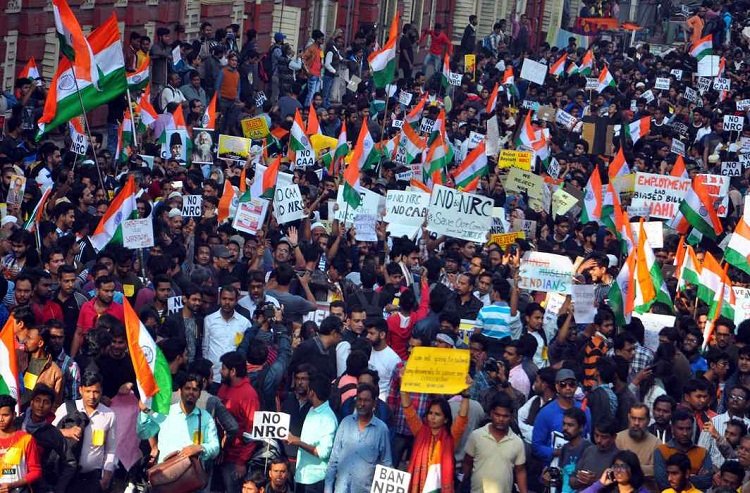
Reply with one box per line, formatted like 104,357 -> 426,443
147,412 -> 207,493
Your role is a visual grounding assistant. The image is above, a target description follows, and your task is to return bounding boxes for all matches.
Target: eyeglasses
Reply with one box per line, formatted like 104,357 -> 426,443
558,381 -> 577,388
612,463 -> 630,472
730,394 -> 746,401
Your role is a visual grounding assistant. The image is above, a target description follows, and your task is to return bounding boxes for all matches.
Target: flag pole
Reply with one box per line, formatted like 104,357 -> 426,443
126,88 -> 139,149
70,65 -> 106,193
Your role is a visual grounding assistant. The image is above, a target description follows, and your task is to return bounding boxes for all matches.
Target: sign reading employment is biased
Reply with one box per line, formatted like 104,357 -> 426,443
402,347 -> 470,394
518,251 -> 574,294
426,185 -> 493,243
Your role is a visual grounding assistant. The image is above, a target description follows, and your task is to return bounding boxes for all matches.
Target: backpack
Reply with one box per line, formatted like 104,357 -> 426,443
328,376 -> 358,417
56,400 -> 90,460
482,35 -> 493,52
260,45 -> 281,83
354,289 -> 382,318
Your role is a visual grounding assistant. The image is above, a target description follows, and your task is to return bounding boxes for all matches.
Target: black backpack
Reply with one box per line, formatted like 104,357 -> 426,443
56,400 -> 90,459
353,289 -> 382,318
328,377 -> 358,417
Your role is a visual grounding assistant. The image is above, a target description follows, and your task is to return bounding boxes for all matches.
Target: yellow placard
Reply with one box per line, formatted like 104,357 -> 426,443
92,429 -> 105,446
401,347 -> 470,394
464,54 -> 476,81
123,284 -> 135,297
498,150 -> 533,171
488,231 -> 525,248
552,188 -> 579,216
241,117 -> 271,140
3,447 -> 21,465
23,372 -> 38,391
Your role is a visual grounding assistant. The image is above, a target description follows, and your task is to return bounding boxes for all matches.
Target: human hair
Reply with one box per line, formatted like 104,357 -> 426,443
319,315 -> 343,336
345,350 -> 370,377
654,394 -> 677,411
492,279 -> 511,300
439,312 -> 460,329
274,263 -> 295,286
683,378 -> 711,396
489,392 -> 514,413
309,373 -> 331,402
246,340 -> 268,366
220,351 -> 247,378
365,317 -> 388,335
629,403 -> 650,419
596,357 -> 617,384
595,418 -> 619,436
13,305 -> 36,329
720,459 -> 746,479
426,397 -> 453,430
81,371 -> 103,387
563,407 -> 587,427
610,450 -> 645,490
665,452 -> 691,473
537,367 -> 557,388
613,332 -> 637,351
95,275 -> 115,288
671,409 -> 694,425
188,358 -> 213,381
158,338 -> 187,363
356,383 -> 378,402
0,395 -> 16,413
30,383 -> 56,403
181,373 -> 204,391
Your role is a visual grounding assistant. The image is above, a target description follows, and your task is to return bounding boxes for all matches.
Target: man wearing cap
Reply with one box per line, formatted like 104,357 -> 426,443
531,369 -> 592,465
211,245 -> 233,283
270,32 -> 286,104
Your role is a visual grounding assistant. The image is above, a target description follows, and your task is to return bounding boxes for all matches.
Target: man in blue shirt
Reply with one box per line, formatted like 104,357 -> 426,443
325,384 -> 392,493
137,373 -> 220,465
531,369 -> 592,465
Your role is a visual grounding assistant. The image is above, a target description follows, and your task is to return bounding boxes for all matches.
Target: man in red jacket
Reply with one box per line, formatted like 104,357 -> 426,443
218,351 -> 260,493
419,23 -> 451,78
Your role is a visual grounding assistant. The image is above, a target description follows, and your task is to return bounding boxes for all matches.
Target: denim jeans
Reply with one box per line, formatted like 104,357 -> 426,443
423,53 -> 441,78
221,462 -> 243,493
322,74 -> 336,108
305,75 -> 321,107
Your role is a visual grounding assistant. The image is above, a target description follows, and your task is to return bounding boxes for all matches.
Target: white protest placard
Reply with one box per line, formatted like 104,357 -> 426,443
698,55 -> 721,77
232,198 -> 269,235
585,78 -> 599,91
385,190 -> 429,239
670,69 -> 683,80
520,58 -> 548,86
722,161 -> 741,176
738,100 -> 750,111
395,170 -> 412,181
255,91 -> 267,108
671,139 -> 685,156
697,174 -> 730,217
741,154 -> 750,168
354,213 -> 378,242
420,118 -> 435,133
571,285 -> 596,324
634,313 -> 676,352
630,221 -> 664,249
733,287 -> 750,326
426,185 -> 493,243
518,251 -> 574,295
555,109 -> 577,130
724,115 -> 744,132
448,72 -> 462,86
713,77 -> 731,92
385,84 -> 398,97
631,172 -> 691,220
347,75 -> 361,92
171,45 -> 182,65
697,77 -> 712,94
552,188 -> 578,217
655,77 -> 671,90
122,218 -> 155,249
468,131 -> 484,149
70,131 -> 88,155
521,100 -> 539,111
246,412 -> 291,440
684,86 -> 699,103
167,296 -> 183,314
641,89 -> 655,104
181,195 -> 202,217
295,148 -> 315,168
392,119 -> 404,129
273,184 -> 305,224
542,293 -> 566,343
398,90 -> 413,106
371,465 -> 411,493
335,185 -> 381,225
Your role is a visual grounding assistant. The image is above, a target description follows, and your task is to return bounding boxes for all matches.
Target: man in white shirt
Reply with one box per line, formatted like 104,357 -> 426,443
365,318 -> 401,401
159,72 -> 186,111
203,285 -> 251,385
237,269 -> 279,315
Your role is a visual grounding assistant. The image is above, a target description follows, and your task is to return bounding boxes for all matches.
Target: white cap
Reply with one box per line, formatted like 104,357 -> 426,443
168,208 -> 182,218
1,216 -> 18,227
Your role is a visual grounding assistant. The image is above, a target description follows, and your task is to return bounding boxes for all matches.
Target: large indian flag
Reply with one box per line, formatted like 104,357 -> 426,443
452,141 -> 487,191
689,34 -> 713,60
37,14 -> 126,137
609,249 -> 635,327
625,117 -> 650,144
697,252 -> 724,305
0,316 -> 18,402
677,177 -> 723,240
127,55 -> 150,90
596,65 -> 616,93
89,174 -> 137,251
250,156 -> 281,200
725,201 -> 750,275
123,298 -> 172,414
634,221 -> 672,313
368,12 -> 399,88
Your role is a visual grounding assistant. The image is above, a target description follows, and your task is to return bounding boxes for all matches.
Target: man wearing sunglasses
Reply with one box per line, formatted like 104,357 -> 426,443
531,369 -> 592,465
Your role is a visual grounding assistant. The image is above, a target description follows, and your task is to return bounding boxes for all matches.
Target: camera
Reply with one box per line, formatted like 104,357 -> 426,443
254,302 -> 277,320
547,467 -> 562,493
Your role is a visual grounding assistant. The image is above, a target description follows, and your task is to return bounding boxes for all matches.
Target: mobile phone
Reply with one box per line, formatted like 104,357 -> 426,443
607,471 -> 615,482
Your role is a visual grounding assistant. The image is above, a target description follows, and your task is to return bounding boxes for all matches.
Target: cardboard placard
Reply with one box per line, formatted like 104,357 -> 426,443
232,198 -> 269,235
5,175 -> 25,206
392,119 -> 404,129
371,465 -> 411,493
385,190 -> 429,240
518,251 -> 574,294
191,129 -> 215,164
240,116 -> 270,140
630,221 -> 664,249
684,86 -> 699,103
670,69 -> 683,80
671,139 -> 686,156
713,77 -> 731,92
737,100 -> 750,111
697,77 -> 712,94
255,91 -> 267,108
295,148 -> 315,168
697,55 -> 721,77
488,231 -> 525,248
585,78 -> 599,91
420,118 -> 436,133
273,184 -> 306,224
631,172 -> 691,220
498,150 -> 533,171
181,195 -> 203,217
721,161 -> 741,176
161,129 -> 189,163
724,115 -> 744,132
401,347 -> 470,394
654,77 -> 671,90
448,72 -> 462,86
641,89 -> 655,104
217,135 -> 251,161
398,90 -> 413,106
571,284 -> 596,323
556,109 -> 577,130
246,412 -> 290,439
697,174 -> 730,217
426,185 -> 493,243
122,217 -> 155,249
520,58 -> 548,85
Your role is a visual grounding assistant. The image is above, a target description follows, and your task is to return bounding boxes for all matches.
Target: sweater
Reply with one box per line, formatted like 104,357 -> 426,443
615,430 -> 659,477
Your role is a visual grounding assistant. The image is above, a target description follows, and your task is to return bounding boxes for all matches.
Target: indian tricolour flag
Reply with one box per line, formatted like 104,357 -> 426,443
201,92 -> 217,129
596,65 -> 615,93
676,176 -> 723,239
404,92 -> 428,128
672,155 -> 688,178
707,266 -> 735,323
250,156 -> 281,200
136,88 -> 158,131
0,316 -> 19,403
549,54 -> 567,77
306,103 -> 322,136
52,0 -> 98,88
89,174 -> 137,251
689,34 -> 713,60
452,141 -> 487,191
725,201 -> 750,275
441,53 -> 452,88
697,251 -> 724,305
123,298 -> 172,414
116,108 -> 134,165
18,57 -> 40,82
343,124 -> 370,209
579,49 -> 594,75
515,111 -> 537,148
127,55 -> 150,90
330,122 -> 349,174
677,244 -> 702,291
486,83 -> 500,114
23,187 -> 52,233
609,248 -> 635,327
290,109 -> 310,152
38,14 -> 126,137
581,167 -> 603,224
401,123 -> 426,165
608,147 -> 629,180
625,117 -> 650,144
368,12 -> 399,88
634,220 -> 673,313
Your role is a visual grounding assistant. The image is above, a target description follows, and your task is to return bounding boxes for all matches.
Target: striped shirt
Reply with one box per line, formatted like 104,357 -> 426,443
475,302 -> 522,340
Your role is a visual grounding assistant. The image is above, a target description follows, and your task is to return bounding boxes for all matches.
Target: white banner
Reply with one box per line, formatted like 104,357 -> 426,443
385,190 -> 430,240
518,251 -> 574,295
273,184 -> 306,224
122,218 -> 155,249
426,185 -> 493,243
181,195 -> 203,217
631,172 -> 690,220
232,198 -> 269,235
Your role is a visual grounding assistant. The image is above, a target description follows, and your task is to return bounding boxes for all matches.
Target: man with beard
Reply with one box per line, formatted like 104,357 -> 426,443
30,270 -> 63,325
137,373 -> 219,467
238,270 -> 280,316
654,410 -> 713,491
23,325 -> 64,408
650,395 -> 677,444
218,351 -> 260,493
698,385 -> 750,467
71,275 -> 124,357
162,283 -> 203,363
682,328 -> 708,375
192,130 -> 213,163
462,393 -> 527,493
616,404 -> 660,481
545,407 -> 591,493
281,364 -> 313,459
48,320 -> 81,401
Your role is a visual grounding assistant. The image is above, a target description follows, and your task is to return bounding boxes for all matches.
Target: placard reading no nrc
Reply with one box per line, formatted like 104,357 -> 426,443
181,195 -> 202,217
724,115 -> 744,132
246,411 -> 290,440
